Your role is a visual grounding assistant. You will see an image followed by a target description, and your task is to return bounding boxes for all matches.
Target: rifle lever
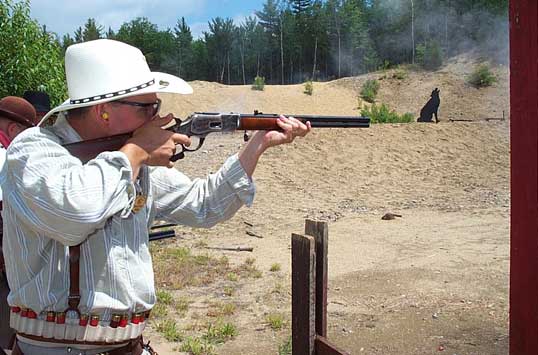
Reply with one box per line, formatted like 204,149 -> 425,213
170,137 -> 206,162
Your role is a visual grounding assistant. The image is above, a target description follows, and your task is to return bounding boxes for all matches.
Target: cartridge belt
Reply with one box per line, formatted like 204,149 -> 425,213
12,335 -> 144,355
9,307 -> 150,343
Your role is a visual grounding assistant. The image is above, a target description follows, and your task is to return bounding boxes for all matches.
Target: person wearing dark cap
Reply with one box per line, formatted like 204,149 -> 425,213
23,90 -> 51,121
0,96 -> 38,352
0,96 -> 38,149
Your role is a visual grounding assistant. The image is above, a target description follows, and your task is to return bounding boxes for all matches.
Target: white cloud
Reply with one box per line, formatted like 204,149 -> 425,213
190,21 -> 209,39
232,12 -> 256,27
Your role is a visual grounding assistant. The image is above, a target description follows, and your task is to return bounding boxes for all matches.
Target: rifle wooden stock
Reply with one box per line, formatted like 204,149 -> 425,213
63,133 -> 131,163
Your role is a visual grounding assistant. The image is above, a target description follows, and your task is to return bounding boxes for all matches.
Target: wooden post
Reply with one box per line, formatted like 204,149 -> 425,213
509,1 -> 538,354
305,219 -> 328,337
293,220 -> 350,355
292,233 -> 316,355
315,335 -> 350,355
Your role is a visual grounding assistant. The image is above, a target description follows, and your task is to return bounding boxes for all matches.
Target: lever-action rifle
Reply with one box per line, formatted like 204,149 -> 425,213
64,111 -> 370,163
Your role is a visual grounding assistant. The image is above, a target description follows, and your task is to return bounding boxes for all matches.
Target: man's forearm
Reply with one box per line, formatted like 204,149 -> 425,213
238,131 -> 267,178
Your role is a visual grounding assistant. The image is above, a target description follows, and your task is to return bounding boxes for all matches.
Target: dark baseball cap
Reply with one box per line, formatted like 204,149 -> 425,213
23,91 -> 51,113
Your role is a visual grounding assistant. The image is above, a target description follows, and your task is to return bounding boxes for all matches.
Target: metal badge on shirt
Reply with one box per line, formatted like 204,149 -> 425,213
132,179 -> 147,213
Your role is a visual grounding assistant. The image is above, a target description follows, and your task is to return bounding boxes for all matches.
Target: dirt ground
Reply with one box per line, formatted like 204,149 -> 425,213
145,55 -> 510,354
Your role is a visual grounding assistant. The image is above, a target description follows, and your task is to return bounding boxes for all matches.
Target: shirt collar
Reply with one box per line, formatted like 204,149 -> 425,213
50,112 -> 83,144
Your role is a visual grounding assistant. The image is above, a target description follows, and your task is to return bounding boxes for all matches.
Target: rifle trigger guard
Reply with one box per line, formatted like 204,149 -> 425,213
170,149 -> 185,162
170,138 -> 206,162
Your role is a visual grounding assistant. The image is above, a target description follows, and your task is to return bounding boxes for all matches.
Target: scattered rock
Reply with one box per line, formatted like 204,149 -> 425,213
382,212 -> 402,220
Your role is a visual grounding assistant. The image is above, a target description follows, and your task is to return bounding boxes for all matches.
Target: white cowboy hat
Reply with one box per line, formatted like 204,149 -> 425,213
39,39 -> 193,125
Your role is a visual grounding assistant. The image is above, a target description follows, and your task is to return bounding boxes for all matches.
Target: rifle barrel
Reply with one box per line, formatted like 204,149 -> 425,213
238,114 -> 369,130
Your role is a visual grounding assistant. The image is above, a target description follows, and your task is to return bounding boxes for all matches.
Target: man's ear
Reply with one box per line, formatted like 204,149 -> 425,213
6,121 -> 24,141
94,104 -> 110,125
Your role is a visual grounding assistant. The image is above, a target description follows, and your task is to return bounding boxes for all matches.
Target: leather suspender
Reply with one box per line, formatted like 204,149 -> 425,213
67,245 -> 81,314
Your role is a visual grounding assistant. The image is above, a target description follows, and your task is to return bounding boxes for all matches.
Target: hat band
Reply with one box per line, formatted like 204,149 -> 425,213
70,79 -> 155,105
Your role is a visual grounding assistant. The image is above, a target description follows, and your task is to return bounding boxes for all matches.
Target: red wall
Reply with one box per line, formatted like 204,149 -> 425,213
510,1 -> 538,354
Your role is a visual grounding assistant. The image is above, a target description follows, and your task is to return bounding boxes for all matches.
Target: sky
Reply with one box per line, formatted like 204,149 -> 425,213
30,0 -> 267,39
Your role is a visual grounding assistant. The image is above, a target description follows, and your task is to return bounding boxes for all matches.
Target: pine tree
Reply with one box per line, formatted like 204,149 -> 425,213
256,0 -> 284,83
291,0 -> 313,16
82,18 -> 103,41
174,17 -> 193,79
106,27 -> 115,39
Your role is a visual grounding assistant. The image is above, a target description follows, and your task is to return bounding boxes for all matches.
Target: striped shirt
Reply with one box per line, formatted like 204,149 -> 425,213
1,115 -> 255,323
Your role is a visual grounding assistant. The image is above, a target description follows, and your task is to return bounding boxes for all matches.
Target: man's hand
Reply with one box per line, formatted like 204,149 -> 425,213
257,115 -> 311,150
238,115 -> 311,177
120,115 -> 191,177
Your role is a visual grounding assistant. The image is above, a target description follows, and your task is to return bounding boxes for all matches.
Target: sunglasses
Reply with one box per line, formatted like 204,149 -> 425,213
114,98 -> 161,117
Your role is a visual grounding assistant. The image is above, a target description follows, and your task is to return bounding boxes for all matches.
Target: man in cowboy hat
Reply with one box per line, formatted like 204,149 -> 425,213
2,39 -> 310,354
0,96 -> 38,352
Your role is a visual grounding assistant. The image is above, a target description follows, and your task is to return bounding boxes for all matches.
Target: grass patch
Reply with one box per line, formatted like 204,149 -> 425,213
151,289 -> 173,318
238,257 -> 262,278
156,319 -> 183,342
179,337 -> 215,355
360,79 -> 380,103
151,245 -> 230,289
266,313 -> 285,331
272,282 -> 285,294
220,303 -> 236,316
270,263 -> 281,272
392,67 -> 408,80
207,302 -> 236,317
204,322 -> 238,343
278,336 -> 292,355
223,286 -> 234,297
226,272 -> 238,281
303,80 -> 313,95
151,302 -> 168,318
252,76 -> 265,91
361,103 -> 414,124
175,297 -> 190,316
175,321 -> 237,353
467,63 -> 497,88
156,289 -> 174,305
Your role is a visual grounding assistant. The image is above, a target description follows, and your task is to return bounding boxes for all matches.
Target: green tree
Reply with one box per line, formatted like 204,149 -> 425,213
174,17 -> 193,80
74,26 -> 83,42
205,17 -> 236,83
0,0 -> 66,105
61,33 -> 75,53
115,17 -> 175,72
256,0 -> 283,83
82,18 -> 103,41
191,39 -> 209,80
106,26 -> 115,39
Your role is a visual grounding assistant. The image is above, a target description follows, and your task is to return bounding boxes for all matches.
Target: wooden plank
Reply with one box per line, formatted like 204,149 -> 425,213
315,335 -> 350,355
305,219 -> 329,337
292,233 -> 316,355
509,1 -> 538,354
